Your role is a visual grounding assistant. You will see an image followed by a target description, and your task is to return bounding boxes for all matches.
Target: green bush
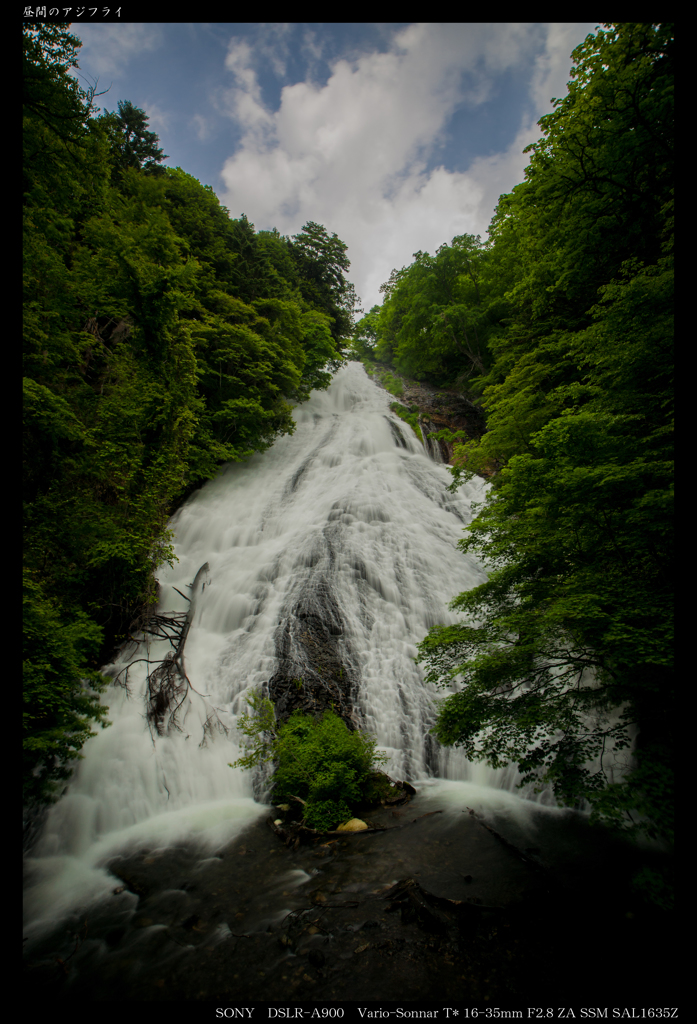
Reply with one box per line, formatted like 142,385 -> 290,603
230,697 -> 387,831
382,372 -> 404,397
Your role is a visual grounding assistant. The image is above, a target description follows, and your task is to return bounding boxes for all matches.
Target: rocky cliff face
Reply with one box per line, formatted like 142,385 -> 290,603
367,363 -> 486,465
266,574 -> 360,731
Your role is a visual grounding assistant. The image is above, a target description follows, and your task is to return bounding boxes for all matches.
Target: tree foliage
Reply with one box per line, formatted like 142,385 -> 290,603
350,303 -> 381,362
101,99 -> 168,177
230,696 -> 387,832
23,569 -> 110,805
289,220 -> 359,349
358,234 -> 504,386
415,24 -> 673,847
23,22 -> 355,807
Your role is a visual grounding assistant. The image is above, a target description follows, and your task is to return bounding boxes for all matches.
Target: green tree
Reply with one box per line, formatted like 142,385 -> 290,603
289,221 -> 358,349
155,177 -> 338,480
101,99 -> 168,176
418,23 -> 673,849
231,698 -> 387,832
350,304 -> 382,362
446,23 -> 673,480
23,22 -> 98,163
23,23 -> 120,804
373,235 -> 499,385
24,162 -> 200,660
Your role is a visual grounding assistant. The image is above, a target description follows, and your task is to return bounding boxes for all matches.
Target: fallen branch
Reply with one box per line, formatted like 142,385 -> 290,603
111,563 -> 229,747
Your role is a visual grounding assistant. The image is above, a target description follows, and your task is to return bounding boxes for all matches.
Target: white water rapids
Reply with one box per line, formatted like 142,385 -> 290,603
25,360 -> 561,949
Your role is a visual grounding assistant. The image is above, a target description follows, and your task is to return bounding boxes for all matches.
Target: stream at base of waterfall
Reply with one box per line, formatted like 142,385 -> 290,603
23,362 -> 672,1003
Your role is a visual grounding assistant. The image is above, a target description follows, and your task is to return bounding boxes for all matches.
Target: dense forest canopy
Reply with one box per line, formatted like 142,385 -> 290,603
354,24 -> 673,859
23,21 -> 356,806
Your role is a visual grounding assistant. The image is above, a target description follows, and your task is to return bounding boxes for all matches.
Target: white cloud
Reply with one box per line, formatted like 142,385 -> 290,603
223,39 -> 275,138
299,27 -> 328,71
529,22 -> 598,112
218,22 -> 599,310
190,113 -> 214,142
255,23 -> 293,79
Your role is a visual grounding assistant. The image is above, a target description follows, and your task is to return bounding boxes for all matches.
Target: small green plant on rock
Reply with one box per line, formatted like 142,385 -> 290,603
230,693 -> 388,831
390,402 -> 422,443
382,372 -> 404,398
229,690 -> 277,771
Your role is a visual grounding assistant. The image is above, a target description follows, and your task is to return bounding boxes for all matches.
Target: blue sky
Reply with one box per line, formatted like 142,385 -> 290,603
68,22 -> 601,311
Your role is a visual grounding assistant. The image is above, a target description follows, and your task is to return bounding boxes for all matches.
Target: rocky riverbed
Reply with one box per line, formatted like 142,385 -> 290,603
23,783 -> 673,1005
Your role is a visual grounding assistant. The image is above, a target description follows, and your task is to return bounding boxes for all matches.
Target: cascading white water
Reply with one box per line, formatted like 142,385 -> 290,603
24,361 -> 554,947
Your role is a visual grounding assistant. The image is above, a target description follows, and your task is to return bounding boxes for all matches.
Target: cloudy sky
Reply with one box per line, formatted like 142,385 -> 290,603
68,22 -> 600,312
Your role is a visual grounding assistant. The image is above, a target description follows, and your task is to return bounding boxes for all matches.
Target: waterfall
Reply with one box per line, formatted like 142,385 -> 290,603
23,361 -> 554,948
417,413 -> 446,464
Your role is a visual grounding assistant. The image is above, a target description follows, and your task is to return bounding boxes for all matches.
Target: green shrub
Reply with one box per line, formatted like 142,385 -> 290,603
382,372 -> 404,397
230,697 -> 387,831
302,797 -> 353,832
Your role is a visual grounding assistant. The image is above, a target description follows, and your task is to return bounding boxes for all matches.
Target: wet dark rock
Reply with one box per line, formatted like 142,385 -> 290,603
23,788 -> 674,1004
107,869 -> 149,898
181,914 -> 204,932
382,878 -> 459,936
360,772 -> 415,808
103,927 -> 127,947
267,574 -> 359,730
307,949 -> 325,969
